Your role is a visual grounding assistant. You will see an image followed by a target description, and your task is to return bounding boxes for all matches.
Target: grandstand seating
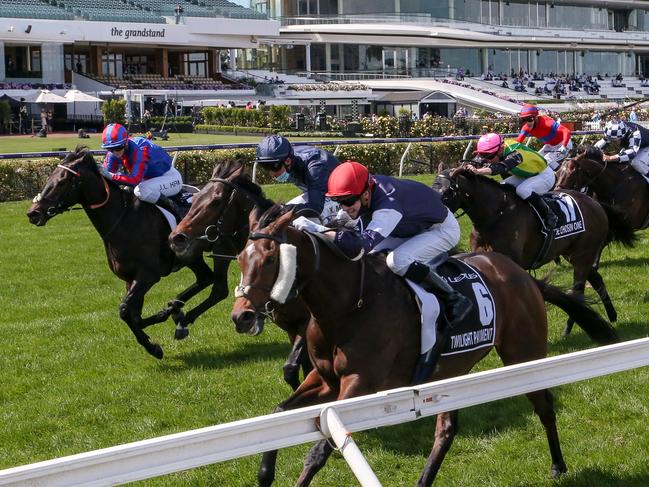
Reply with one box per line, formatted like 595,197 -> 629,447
133,0 -> 266,20
87,72 -> 246,90
37,0 -> 165,23
6,0 -> 74,20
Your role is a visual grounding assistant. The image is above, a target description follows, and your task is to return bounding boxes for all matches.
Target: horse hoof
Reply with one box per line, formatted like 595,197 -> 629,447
150,344 -> 164,359
174,327 -> 189,340
608,311 -> 618,323
551,464 -> 567,479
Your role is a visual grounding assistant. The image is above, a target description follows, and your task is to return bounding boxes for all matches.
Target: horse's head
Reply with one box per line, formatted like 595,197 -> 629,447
436,166 -> 478,213
554,146 -> 604,191
231,205 -> 296,336
27,147 -> 102,226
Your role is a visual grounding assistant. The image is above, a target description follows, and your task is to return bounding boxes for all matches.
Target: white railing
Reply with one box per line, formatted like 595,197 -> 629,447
1,338 -> 648,487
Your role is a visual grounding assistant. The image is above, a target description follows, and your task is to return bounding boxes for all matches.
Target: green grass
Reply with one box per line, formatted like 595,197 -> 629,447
0,132 -> 350,155
1,177 -> 649,486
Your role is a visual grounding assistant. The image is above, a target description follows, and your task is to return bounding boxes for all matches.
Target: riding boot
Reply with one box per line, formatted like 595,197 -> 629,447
155,194 -> 180,218
404,261 -> 473,329
527,192 -> 558,230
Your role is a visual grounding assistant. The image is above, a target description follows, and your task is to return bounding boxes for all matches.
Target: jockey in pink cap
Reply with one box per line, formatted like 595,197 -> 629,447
469,132 -> 558,230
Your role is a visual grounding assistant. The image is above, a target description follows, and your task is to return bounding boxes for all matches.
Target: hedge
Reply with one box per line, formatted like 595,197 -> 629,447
1,136 -> 603,202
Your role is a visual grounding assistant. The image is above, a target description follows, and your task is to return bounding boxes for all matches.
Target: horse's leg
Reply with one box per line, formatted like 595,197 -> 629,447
120,279 -> 164,359
283,334 -> 306,391
416,411 -> 459,487
258,370 -> 337,487
526,389 -> 567,478
587,266 -> 617,323
172,257 -> 232,339
295,375 -> 376,487
563,264 -> 587,337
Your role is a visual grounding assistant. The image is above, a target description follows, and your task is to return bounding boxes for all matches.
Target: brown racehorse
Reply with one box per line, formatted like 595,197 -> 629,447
27,147 -> 227,359
435,166 -> 636,335
554,146 -> 649,231
169,161 -> 312,390
231,206 -> 617,487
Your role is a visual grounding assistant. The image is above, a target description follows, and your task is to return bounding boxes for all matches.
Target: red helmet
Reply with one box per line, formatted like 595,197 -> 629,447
519,104 -> 539,118
326,161 -> 370,197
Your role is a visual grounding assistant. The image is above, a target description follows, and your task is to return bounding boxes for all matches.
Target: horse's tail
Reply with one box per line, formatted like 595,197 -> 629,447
533,278 -> 618,344
600,202 -> 638,248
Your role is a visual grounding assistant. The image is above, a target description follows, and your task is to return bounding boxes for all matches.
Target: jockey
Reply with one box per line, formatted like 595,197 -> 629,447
255,135 -> 341,225
594,120 -> 649,177
321,160 -> 472,329
516,104 -> 572,170
100,123 -> 183,214
469,133 -> 558,230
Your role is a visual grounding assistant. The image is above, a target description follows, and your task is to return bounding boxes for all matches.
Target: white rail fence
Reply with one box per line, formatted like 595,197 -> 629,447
1,338 -> 648,487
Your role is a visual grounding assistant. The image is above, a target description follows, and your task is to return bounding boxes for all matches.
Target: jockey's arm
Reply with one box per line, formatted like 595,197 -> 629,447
557,124 -> 571,147
333,208 -> 402,260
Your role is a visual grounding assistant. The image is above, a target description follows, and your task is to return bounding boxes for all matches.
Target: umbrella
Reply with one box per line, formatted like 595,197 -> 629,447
64,89 -> 103,131
21,89 -> 68,104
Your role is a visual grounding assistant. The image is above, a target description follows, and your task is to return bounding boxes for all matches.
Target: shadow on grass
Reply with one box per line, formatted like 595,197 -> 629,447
550,320 -> 649,355
598,256 -> 649,268
513,466 -> 649,487
160,341 -> 292,372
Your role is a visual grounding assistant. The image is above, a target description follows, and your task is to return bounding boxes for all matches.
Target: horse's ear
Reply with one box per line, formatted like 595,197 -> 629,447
437,162 -> 445,174
227,164 -> 245,181
248,206 -> 260,232
274,207 -> 295,231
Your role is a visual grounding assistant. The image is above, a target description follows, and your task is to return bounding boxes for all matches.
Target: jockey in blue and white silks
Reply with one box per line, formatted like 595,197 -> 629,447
595,120 -> 649,177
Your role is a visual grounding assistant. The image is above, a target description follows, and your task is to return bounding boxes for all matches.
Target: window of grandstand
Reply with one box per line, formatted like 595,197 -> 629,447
184,53 -> 208,77
4,46 -> 41,78
65,55 -> 88,74
102,53 -> 123,78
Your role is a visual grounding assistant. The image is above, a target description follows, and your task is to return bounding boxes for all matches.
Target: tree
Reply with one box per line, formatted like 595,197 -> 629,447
101,99 -> 127,125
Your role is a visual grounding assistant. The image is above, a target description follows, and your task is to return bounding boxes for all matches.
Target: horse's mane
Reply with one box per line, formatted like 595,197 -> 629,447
576,145 -> 604,163
211,161 -> 274,216
452,167 -> 518,198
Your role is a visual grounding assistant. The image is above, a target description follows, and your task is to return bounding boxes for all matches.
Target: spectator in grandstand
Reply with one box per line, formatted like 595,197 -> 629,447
594,120 -> 649,177
322,160 -> 472,329
468,133 -> 558,230
99,123 -> 183,215
516,104 -> 572,170
254,134 -> 341,224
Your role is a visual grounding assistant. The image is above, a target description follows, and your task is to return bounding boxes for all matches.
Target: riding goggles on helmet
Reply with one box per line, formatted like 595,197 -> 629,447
331,194 -> 361,207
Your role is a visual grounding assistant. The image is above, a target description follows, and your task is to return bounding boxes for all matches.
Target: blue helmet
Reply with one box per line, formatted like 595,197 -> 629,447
101,123 -> 129,149
255,135 -> 293,166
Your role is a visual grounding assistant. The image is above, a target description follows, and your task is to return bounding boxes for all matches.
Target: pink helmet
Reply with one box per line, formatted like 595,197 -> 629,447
476,133 -> 503,154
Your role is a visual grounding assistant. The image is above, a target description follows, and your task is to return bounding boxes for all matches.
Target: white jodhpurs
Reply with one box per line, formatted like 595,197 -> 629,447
503,166 -> 556,200
384,212 -> 461,276
134,166 -> 183,203
286,194 -> 341,226
540,140 -> 573,170
629,146 -> 649,176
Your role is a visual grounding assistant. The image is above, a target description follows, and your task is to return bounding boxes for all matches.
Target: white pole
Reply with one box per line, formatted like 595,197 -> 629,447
319,407 -> 382,487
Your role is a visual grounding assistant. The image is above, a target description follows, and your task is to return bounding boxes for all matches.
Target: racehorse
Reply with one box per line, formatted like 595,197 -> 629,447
231,206 -> 618,486
435,166 -> 636,334
27,147 -> 227,359
169,161 -> 312,390
554,147 -> 649,231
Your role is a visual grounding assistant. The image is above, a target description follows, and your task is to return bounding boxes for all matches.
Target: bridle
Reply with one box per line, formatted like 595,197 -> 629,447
562,156 -> 608,190
35,163 -> 113,218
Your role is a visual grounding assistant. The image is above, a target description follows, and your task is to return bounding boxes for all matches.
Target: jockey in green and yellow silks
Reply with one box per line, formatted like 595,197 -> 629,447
467,133 -> 558,230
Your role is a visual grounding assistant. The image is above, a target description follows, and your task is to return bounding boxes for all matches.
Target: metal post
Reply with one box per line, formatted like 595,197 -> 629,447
252,161 -> 258,183
319,407 -> 382,487
399,142 -> 413,177
462,140 -> 473,161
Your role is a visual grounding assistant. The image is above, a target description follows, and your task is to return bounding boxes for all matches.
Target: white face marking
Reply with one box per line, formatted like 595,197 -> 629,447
245,243 -> 256,258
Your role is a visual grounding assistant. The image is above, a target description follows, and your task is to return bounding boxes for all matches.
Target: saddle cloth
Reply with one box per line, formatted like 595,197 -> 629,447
538,192 -> 586,239
405,258 -> 497,356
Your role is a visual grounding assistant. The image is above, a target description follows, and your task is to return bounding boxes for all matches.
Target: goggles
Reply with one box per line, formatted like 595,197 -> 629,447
331,194 -> 361,207
109,145 -> 125,153
520,116 -> 536,124
477,152 -> 499,161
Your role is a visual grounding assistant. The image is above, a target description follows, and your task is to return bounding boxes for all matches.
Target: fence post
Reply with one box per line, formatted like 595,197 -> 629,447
319,407 -> 382,487
399,143 -> 412,177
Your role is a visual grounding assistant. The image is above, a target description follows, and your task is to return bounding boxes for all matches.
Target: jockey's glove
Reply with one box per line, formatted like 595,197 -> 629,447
558,145 -> 568,154
98,165 -> 115,180
292,216 -> 328,233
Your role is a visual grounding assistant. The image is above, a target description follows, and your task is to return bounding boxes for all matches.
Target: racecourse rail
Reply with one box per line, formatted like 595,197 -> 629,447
1,338 -> 648,486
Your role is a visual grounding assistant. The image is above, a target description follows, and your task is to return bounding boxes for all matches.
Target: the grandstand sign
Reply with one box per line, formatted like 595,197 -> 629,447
110,27 -> 166,40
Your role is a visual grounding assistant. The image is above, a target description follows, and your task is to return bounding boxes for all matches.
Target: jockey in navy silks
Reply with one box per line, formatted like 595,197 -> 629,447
254,135 -> 342,225
311,160 -> 472,330
100,123 -> 183,214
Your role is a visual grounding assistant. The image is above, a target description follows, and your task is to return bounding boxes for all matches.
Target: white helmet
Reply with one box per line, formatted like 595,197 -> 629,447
604,120 -> 629,141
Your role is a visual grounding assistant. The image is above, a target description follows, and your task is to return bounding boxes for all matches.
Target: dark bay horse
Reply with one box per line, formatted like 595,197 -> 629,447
435,167 -> 636,333
169,161 -> 312,390
231,206 -> 617,486
554,148 -> 649,231
27,147 -> 225,359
